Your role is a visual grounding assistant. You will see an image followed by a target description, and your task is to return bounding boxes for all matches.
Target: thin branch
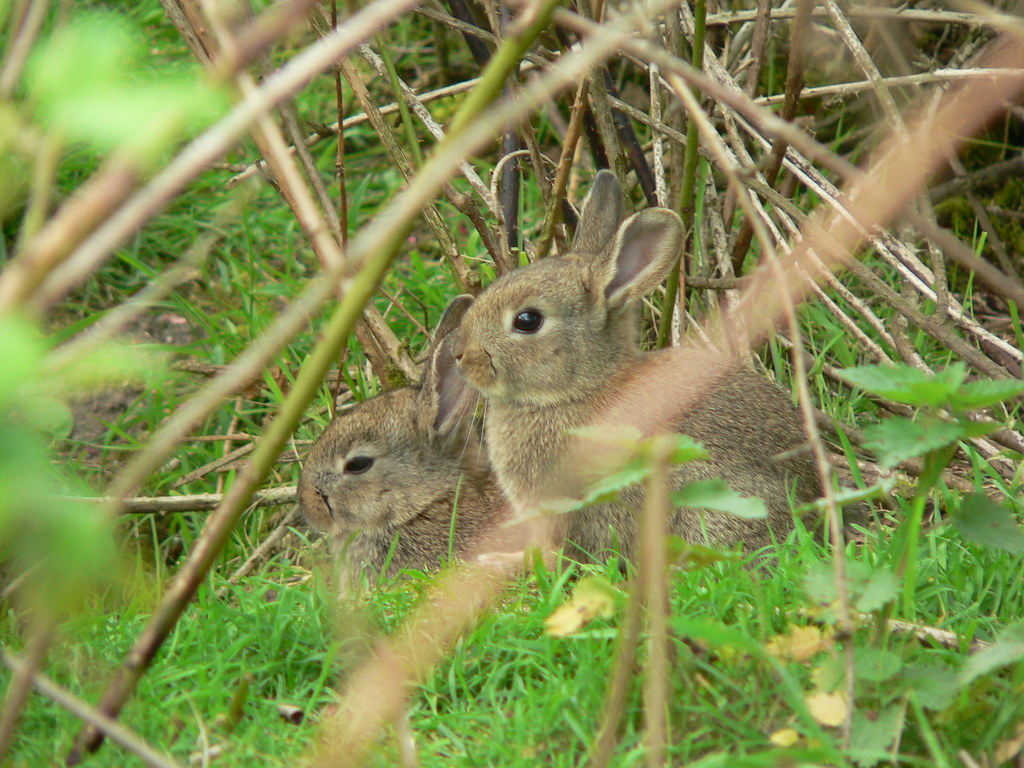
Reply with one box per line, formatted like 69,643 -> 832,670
0,649 -> 185,768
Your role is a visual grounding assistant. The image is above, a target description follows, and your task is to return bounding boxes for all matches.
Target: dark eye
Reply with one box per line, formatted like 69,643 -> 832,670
343,456 -> 374,474
512,308 -> 544,334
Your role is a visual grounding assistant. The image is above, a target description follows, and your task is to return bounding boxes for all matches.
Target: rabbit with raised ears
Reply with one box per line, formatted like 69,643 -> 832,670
298,296 -> 508,589
452,170 -> 818,562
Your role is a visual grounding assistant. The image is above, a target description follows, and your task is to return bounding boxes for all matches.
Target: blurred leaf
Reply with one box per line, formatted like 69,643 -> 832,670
850,705 -> 902,768
0,315 -> 46,404
901,663 -> 959,711
672,617 -> 763,655
21,394 -> 74,439
806,691 -> 847,727
50,341 -> 169,394
581,457 -> 651,506
837,363 -> 966,407
666,433 -> 708,465
544,576 -> 619,637
855,567 -> 900,613
673,479 -> 768,519
854,647 -> 902,683
769,728 -> 800,747
861,417 -> 963,468
26,12 -> 227,160
766,625 -> 830,662
667,538 -> 734,570
949,378 -> 1024,410
951,493 -> 1024,554
805,559 -> 898,616
960,621 -> 1024,685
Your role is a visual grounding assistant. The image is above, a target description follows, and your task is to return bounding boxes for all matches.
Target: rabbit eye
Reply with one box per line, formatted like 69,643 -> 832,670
344,456 -> 374,474
512,308 -> 544,334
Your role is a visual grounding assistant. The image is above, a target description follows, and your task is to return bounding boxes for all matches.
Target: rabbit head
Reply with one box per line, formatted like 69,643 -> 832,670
450,171 -> 817,559
298,296 -> 500,563
453,171 -> 684,407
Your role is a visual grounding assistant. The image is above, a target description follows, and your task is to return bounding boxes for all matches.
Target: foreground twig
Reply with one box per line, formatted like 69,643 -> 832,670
0,650 -> 184,768
66,487 -> 298,514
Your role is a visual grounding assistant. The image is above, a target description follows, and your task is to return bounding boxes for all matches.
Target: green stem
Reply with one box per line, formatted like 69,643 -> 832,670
657,0 -> 706,348
447,0 -> 563,138
896,446 -> 953,617
375,34 -> 423,167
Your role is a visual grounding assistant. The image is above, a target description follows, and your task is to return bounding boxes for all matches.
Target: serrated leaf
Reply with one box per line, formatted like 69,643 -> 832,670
804,559 -> 898,619
838,363 -> 966,407
850,705 -> 903,768
902,663 -> 959,711
952,493 -> 1024,554
950,378 -> 1024,410
861,417 -> 963,468
855,567 -> 899,613
854,647 -> 902,683
960,621 -> 1024,685
667,433 -> 708,464
673,479 -> 768,519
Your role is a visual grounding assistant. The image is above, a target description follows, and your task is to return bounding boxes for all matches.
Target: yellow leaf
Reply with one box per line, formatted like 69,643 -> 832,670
806,692 -> 847,727
766,625 -> 828,662
769,728 -> 800,747
544,576 -> 618,637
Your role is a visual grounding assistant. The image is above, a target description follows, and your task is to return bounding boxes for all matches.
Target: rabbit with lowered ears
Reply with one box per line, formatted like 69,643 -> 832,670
451,170 -> 819,563
298,296 -> 512,590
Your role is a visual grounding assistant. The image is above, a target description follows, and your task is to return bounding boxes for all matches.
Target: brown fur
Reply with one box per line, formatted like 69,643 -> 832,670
298,298 -> 508,589
453,171 -> 818,561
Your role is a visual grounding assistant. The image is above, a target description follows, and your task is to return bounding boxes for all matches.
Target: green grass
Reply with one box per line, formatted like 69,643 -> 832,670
3,2 -> 1024,766
5,516 -> 1024,765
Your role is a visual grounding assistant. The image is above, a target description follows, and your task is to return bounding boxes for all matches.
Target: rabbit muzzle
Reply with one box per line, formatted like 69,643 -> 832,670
452,339 -> 498,393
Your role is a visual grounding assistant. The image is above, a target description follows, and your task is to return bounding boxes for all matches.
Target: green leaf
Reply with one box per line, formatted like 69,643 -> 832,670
666,433 -> 708,465
901,663 -> 959,711
855,567 -> 900,613
672,479 -> 768,519
960,621 -> 1024,685
0,315 -> 46,405
854,647 -> 903,683
949,378 -> 1024,410
581,458 -> 651,506
26,12 -> 227,160
838,363 -> 966,407
861,417 -> 963,468
804,559 -> 899,615
850,705 -> 903,768
951,494 -> 1024,554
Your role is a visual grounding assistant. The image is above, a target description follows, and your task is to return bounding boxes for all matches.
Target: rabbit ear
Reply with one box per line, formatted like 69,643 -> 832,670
572,170 -> 627,255
594,208 -> 683,308
418,296 -> 475,434
432,294 -> 474,341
